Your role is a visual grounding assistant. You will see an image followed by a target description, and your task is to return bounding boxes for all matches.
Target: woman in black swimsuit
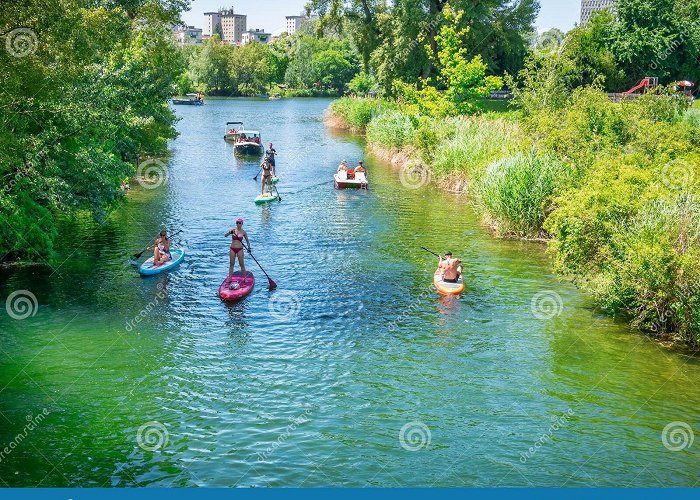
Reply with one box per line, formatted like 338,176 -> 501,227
260,159 -> 273,195
225,218 -> 251,281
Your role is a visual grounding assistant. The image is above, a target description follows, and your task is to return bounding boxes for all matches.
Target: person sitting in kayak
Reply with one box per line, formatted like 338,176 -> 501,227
438,252 -> 462,283
225,218 -> 251,285
266,143 -> 277,175
260,159 -> 273,195
148,230 -> 172,267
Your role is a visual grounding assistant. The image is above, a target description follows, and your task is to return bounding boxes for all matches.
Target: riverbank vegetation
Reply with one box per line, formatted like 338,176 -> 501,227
1,0 -> 186,262
326,0 -> 700,345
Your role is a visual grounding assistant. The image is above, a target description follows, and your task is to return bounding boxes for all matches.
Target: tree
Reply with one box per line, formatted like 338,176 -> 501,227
312,50 -> 356,89
190,36 -> 235,94
307,0 -> 386,71
606,0 -> 700,86
0,0 -> 184,261
432,5 -> 503,113
229,43 -> 271,96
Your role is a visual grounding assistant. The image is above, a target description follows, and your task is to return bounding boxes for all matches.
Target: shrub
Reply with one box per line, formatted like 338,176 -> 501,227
476,151 -> 564,237
594,195 -> 700,343
347,73 -> 377,96
328,97 -> 392,131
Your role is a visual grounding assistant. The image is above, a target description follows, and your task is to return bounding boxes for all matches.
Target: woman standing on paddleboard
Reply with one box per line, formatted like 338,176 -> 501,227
260,159 -> 273,195
225,218 -> 251,283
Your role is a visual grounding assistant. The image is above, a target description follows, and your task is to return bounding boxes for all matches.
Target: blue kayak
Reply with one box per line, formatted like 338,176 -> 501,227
139,249 -> 185,276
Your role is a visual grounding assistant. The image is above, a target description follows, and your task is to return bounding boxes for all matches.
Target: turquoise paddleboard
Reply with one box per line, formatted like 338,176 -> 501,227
139,249 -> 185,276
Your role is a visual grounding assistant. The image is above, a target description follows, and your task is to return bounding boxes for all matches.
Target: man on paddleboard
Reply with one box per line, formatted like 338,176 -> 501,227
438,252 -> 462,283
266,143 -> 277,176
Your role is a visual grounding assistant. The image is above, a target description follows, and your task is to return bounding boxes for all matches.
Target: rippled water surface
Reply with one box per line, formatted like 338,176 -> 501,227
1,98 -> 699,487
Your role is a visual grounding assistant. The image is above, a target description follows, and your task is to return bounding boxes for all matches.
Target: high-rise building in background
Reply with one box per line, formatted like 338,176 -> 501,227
285,13 -> 309,35
203,11 -> 220,37
204,7 -> 247,44
580,0 -> 617,25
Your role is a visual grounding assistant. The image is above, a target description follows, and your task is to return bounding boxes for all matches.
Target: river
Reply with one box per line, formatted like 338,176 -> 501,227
0,98 -> 698,487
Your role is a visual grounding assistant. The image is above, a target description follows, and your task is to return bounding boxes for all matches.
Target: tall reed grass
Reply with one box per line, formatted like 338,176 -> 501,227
366,111 -> 415,150
476,151 -> 563,237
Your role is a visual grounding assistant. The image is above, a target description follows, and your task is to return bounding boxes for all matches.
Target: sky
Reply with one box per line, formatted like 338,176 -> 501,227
181,0 -> 581,35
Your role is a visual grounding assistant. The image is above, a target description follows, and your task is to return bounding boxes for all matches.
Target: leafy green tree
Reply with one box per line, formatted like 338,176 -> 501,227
307,0 -> 386,71
229,43 -> 271,95
312,49 -> 356,89
562,11 -> 625,91
0,0 -> 185,261
285,41 -> 316,88
432,5 -> 503,113
606,0 -> 700,86
190,35 -> 235,94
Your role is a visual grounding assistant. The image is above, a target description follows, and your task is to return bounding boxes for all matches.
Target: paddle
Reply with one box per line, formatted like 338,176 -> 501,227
129,230 -> 183,265
273,183 -> 282,202
246,246 -> 277,290
421,247 -> 442,259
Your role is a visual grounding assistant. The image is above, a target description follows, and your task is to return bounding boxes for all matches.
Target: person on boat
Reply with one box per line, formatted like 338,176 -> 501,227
260,158 -> 274,195
148,230 -> 172,267
355,160 -> 367,174
337,160 -> 349,172
438,252 -> 462,283
265,143 -> 277,175
239,133 -> 247,142
225,218 -> 251,284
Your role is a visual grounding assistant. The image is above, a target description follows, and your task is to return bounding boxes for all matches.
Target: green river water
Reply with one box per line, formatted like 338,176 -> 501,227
0,98 -> 698,487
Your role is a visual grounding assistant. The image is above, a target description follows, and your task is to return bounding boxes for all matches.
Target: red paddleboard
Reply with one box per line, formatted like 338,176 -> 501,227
219,271 -> 255,302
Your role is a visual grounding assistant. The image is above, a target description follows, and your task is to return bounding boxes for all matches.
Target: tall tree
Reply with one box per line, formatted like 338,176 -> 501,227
606,0 -> 700,86
307,0 -> 386,72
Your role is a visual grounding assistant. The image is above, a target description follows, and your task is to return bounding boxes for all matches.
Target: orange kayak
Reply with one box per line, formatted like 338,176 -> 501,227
433,271 -> 465,296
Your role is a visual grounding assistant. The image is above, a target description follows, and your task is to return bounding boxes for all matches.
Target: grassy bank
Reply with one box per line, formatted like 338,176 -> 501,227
327,92 -> 700,346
